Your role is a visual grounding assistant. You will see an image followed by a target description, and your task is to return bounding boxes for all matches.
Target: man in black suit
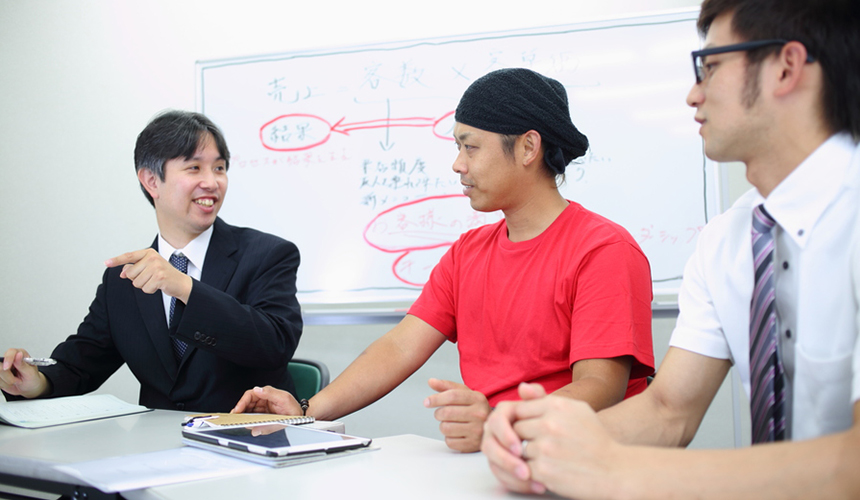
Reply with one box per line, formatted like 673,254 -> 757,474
0,110 -> 303,412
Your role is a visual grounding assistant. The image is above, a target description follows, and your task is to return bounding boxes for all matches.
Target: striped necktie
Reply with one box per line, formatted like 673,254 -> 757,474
169,253 -> 189,361
749,204 -> 786,443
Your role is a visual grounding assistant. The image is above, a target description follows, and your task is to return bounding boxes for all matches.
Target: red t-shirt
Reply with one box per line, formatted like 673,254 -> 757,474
408,201 -> 654,406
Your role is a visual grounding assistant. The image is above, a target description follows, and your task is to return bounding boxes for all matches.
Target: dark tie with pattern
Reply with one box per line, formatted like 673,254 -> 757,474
749,205 -> 786,443
169,253 -> 189,361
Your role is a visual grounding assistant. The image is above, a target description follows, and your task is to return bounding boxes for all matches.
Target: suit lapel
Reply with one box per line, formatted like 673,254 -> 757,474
141,219 -> 238,374
200,218 -> 239,292
138,237 -> 180,376
175,218 -> 238,368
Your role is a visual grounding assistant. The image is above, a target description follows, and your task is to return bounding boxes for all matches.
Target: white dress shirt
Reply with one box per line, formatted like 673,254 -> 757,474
157,226 -> 214,327
670,133 -> 860,441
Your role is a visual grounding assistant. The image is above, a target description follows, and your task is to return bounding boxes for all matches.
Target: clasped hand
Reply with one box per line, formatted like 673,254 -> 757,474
482,382 -> 621,498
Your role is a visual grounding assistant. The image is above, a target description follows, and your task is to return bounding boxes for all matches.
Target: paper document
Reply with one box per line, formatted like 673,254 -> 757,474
54,447 -> 264,493
0,394 -> 151,428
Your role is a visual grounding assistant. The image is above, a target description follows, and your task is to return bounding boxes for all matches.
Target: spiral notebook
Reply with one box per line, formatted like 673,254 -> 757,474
183,412 -> 314,428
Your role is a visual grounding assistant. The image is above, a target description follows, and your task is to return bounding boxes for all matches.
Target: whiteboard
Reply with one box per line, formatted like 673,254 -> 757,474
197,8 -> 718,306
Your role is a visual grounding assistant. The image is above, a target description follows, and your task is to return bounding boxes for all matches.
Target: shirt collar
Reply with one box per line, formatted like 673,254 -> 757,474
762,132 -> 858,249
157,225 -> 214,271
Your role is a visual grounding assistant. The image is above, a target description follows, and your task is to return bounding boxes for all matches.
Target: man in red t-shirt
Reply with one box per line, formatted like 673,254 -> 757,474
233,68 -> 654,452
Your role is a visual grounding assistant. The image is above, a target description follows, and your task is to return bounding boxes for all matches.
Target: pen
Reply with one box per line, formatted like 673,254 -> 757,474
182,415 -> 215,427
0,357 -> 57,367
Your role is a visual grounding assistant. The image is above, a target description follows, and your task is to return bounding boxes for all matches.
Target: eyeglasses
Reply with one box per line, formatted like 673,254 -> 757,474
691,39 -> 815,83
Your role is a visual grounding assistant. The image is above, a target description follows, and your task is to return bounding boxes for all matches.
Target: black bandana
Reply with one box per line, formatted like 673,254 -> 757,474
455,68 -> 589,174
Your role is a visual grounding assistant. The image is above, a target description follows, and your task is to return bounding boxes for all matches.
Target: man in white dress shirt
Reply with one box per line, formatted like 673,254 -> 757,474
481,0 -> 860,498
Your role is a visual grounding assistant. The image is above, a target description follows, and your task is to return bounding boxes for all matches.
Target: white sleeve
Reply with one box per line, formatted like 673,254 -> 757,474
851,224 -> 860,404
669,224 -> 734,362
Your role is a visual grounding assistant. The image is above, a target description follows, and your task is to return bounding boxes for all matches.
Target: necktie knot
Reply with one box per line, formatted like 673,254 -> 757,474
170,253 -> 188,274
752,204 -> 776,235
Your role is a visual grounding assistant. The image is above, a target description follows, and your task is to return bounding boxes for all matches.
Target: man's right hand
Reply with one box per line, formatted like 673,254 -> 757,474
106,248 -> 193,304
231,385 -> 303,415
0,348 -> 50,398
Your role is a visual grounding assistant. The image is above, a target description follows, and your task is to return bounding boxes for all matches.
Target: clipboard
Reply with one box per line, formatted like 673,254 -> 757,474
181,422 -> 374,467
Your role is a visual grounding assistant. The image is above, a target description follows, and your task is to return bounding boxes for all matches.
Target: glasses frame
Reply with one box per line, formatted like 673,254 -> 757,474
691,39 -> 814,83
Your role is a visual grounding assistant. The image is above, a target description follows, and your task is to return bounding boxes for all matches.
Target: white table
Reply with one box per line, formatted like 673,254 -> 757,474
0,410 -> 533,499
0,410 -> 186,499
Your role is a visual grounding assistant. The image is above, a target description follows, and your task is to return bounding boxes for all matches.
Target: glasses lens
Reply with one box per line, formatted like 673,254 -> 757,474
694,55 -> 704,82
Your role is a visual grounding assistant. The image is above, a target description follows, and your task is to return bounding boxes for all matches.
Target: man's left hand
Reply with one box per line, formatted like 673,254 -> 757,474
424,378 -> 491,452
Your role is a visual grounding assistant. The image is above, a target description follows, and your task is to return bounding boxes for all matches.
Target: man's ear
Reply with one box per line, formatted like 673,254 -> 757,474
520,130 -> 543,167
773,41 -> 811,98
137,168 -> 160,201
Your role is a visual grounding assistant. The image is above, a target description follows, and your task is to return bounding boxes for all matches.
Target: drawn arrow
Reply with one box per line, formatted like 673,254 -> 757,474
379,99 -> 395,151
260,110 -> 455,152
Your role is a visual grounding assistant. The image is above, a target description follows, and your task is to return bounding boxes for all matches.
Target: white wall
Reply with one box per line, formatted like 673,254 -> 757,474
0,0 -> 746,447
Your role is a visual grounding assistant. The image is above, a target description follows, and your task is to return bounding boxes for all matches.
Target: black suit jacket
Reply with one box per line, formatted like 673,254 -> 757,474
35,218 -> 302,412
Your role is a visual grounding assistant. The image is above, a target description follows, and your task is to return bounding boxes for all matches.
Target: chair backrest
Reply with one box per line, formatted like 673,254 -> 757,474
287,358 -> 331,401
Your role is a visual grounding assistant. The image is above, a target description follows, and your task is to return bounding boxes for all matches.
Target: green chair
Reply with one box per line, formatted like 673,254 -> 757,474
288,358 -> 331,401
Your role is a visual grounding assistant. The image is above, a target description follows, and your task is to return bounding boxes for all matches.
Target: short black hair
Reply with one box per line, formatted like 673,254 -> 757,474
698,0 -> 860,139
134,110 -> 230,206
